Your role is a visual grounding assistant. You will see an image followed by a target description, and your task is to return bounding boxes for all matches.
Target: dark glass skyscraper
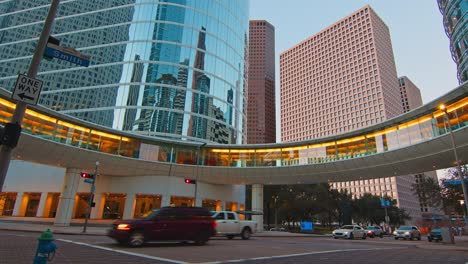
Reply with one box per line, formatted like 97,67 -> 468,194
0,0 -> 249,144
438,0 -> 468,83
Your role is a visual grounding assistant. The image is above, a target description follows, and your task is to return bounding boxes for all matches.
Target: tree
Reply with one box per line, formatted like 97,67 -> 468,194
411,176 -> 442,213
264,183 -> 412,230
440,166 -> 468,215
263,185 -> 286,229
263,183 -> 353,229
352,193 -> 386,225
387,205 -> 411,227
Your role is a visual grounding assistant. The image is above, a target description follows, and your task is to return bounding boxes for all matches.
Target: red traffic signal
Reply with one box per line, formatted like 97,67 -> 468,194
80,172 -> 95,179
184,179 -> 196,184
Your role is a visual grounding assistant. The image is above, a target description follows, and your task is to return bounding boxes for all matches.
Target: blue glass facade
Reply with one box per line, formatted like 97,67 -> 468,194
438,0 -> 468,83
0,0 -> 249,144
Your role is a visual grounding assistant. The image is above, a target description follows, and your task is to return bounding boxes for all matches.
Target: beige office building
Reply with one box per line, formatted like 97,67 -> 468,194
332,76 -> 439,223
280,6 -> 437,224
280,5 -> 403,142
399,76 -> 423,112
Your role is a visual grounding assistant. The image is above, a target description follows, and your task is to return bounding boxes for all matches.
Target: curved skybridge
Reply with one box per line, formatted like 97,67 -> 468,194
1,82 -> 467,185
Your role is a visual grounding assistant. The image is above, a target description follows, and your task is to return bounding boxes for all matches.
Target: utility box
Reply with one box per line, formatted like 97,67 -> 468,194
440,227 -> 454,244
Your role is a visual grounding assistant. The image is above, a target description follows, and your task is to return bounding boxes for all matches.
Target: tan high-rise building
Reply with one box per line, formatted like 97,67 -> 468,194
280,5 -> 437,224
248,20 -> 276,143
333,76 -> 440,223
280,5 -> 403,142
399,76 -> 423,112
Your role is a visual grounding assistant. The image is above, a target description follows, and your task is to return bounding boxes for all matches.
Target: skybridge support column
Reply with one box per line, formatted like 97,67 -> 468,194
123,193 -> 135,220
252,184 -> 264,232
161,194 -> 171,207
54,168 -> 81,226
12,192 -> 24,216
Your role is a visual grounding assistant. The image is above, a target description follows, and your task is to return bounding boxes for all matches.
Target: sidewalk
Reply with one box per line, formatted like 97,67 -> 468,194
0,216 -> 467,251
0,216 -> 111,235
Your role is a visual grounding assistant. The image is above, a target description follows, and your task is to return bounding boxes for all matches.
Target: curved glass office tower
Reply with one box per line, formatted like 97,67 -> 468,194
0,0 -> 248,144
438,0 -> 468,83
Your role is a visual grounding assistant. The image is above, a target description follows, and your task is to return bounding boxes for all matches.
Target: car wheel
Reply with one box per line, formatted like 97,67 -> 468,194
417,235 -> 421,241
334,236 -> 339,239
194,230 -> 210,246
128,231 -> 145,247
428,238 -> 432,242
379,233 -> 383,238
362,234 -> 366,240
394,237 -> 398,240
226,235 -> 235,240
348,232 -> 354,239
116,240 -> 126,246
241,228 -> 251,240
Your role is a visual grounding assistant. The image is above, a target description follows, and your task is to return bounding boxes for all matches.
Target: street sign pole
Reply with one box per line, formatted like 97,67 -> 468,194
83,161 -> 99,233
0,0 -> 60,192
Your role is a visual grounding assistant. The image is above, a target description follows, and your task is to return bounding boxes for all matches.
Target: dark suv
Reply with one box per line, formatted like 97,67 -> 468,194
107,206 -> 217,246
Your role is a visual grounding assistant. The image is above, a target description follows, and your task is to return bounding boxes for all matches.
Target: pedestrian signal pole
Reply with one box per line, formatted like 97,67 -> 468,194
83,161 -> 99,233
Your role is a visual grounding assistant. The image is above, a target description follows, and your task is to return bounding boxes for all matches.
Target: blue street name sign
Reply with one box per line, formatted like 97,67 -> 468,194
380,198 -> 391,208
443,178 -> 468,186
45,43 -> 90,67
84,178 -> 94,184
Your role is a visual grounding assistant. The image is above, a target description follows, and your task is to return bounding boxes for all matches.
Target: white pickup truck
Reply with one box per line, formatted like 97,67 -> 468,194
211,211 -> 257,240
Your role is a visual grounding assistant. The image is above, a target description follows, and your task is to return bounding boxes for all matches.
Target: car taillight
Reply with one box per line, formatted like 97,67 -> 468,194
212,221 -> 217,228
117,224 -> 131,231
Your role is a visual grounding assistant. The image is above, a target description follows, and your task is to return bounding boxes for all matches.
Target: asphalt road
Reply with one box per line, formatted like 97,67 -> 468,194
1,230 -> 467,264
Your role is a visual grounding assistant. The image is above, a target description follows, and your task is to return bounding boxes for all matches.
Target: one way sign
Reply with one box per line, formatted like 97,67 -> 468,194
12,74 -> 43,105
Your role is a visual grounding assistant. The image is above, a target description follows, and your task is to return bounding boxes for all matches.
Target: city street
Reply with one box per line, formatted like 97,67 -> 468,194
1,230 -> 467,264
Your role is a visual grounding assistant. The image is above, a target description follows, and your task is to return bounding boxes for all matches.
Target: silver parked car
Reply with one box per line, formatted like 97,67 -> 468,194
393,226 -> 421,240
332,225 -> 367,239
365,225 -> 384,238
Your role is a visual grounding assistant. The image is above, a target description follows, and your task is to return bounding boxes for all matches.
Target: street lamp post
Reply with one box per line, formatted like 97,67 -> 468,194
381,179 -> 390,233
83,161 -> 99,233
459,200 -> 466,222
440,104 -> 468,218
273,195 -> 279,228
194,143 -> 206,206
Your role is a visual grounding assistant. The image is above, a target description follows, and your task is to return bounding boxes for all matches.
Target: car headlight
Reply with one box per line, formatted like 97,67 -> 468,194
343,231 -> 349,234
404,231 -> 410,235
393,231 -> 397,235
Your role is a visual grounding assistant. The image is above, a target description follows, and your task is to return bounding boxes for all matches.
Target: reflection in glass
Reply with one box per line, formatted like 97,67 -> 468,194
0,0 -> 249,144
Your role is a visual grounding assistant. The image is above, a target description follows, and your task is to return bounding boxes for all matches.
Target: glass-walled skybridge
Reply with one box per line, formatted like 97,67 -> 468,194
0,82 -> 467,185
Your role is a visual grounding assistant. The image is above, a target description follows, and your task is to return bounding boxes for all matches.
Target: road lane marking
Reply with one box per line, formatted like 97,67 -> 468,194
57,239 -> 188,264
200,247 -> 409,264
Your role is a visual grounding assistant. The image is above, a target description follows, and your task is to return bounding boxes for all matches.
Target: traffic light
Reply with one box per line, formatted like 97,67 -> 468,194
0,123 -> 22,148
184,179 -> 196,184
80,172 -> 95,179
